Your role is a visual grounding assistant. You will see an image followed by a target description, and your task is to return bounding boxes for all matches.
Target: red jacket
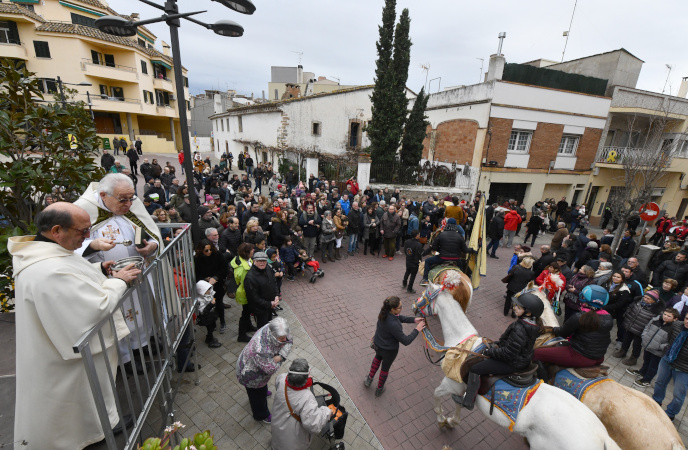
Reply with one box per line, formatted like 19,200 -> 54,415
503,210 -> 522,231
657,217 -> 672,234
178,152 -> 184,165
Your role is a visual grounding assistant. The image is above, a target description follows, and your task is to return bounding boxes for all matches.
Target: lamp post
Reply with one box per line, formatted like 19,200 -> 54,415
55,76 -> 91,107
95,0 -> 254,243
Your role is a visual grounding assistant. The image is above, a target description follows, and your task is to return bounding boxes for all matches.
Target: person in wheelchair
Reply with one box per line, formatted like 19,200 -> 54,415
419,218 -> 475,286
533,285 -> 612,371
461,293 -> 543,410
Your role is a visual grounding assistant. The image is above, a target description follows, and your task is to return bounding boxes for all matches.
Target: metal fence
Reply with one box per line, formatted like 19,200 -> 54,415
72,223 -> 198,449
370,161 -> 478,189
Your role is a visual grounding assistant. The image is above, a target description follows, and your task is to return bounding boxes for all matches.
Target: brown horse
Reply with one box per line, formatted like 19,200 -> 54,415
524,284 -> 683,450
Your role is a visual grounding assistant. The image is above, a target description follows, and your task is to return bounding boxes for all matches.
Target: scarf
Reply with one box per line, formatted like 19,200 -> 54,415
608,282 -> 618,292
286,377 -> 313,391
665,329 -> 688,363
675,294 -> 688,315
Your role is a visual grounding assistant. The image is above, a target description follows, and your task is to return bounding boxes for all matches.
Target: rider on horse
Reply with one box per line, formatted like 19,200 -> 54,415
461,293 -> 544,409
419,218 -> 474,287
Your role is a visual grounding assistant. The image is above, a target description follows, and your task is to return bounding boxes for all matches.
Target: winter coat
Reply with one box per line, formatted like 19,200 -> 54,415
616,237 -> 636,259
407,213 -> 419,235
506,264 -> 536,294
624,298 -> 666,336
373,313 -> 419,351
270,217 -> 292,248
650,248 -> 680,271
380,212 -> 402,239
347,208 -> 361,234
236,324 -> 292,389
526,215 -> 543,234
563,273 -> 595,312
231,256 -> 251,305
667,294 -> 688,320
575,246 -> 599,270
428,227 -> 472,260
550,227 -> 569,250
665,321 -> 688,373
642,316 -> 674,357
333,215 -> 347,236
486,318 -> 540,370
363,213 -> 379,240
554,311 -> 613,360
194,251 -> 227,286
243,229 -> 266,246
298,211 -> 321,238
533,253 -> 554,277
487,215 -> 505,240
404,239 -> 424,266
602,283 -> 633,316
503,210 -> 522,231
244,265 -> 276,315
219,228 -> 243,256
320,218 -> 336,243
653,256 -> 688,290
280,245 -> 299,264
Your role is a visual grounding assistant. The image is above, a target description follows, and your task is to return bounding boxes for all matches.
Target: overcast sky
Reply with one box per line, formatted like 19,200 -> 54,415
114,0 -> 688,98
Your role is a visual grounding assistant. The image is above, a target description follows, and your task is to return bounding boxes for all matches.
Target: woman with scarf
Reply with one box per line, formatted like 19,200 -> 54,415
365,296 -> 425,398
236,317 -> 293,424
320,210 -> 336,263
562,265 -> 596,322
534,285 -> 613,369
271,358 -> 334,450
652,313 -> 688,421
363,205 -> 379,256
194,239 -> 228,338
602,270 -> 633,345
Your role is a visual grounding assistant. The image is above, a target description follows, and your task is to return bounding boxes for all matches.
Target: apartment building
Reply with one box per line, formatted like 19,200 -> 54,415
0,0 -> 189,153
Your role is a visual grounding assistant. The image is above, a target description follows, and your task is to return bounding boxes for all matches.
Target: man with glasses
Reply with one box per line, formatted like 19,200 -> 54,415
75,173 -> 163,375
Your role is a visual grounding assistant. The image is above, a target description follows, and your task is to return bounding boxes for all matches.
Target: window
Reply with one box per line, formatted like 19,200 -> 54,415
221,119 -> 224,132
99,84 -> 108,98
238,116 -> 243,132
226,118 -> 229,131
103,54 -> 115,68
33,41 -> 50,58
558,135 -> 580,156
677,141 -> 688,158
187,100 -> 191,111
312,121 -> 321,136
91,50 -> 102,65
71,13 -> 96,28
183,76 -> 189,88
111,87 -> 124,100
155,89 -> 169,106
274,89 -> 278,100
153,64 -> 167,79
215,121 -> 218,131
0,20 -> 19,44
138,38 -> 146,48
143,90 -> 154,104
140,60 -> 148,74
507,130 -> 532,153
37,78 -> 57,94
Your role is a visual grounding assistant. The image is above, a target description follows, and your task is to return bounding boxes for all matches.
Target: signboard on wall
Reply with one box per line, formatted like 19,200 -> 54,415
102,138 -> 111,150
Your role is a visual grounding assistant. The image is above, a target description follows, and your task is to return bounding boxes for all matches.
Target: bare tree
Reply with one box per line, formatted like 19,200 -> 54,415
606,105 -> 687,252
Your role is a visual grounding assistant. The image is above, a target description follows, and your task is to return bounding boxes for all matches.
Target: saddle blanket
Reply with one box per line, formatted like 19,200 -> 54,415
553,368 -> 612,401
480,379 -> 543,431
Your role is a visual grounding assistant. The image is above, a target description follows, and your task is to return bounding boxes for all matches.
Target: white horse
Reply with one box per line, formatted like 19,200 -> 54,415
414,273 -> 620,450
530,284 -> 684,450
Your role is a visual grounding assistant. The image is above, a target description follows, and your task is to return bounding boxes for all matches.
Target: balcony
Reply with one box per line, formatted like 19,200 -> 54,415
0,41 -> 28,60
81,59 -> 138,83
153,76 -> 174,92
597,146 -> 646,164
156,104 -> 177,117
91,96 -> 142,114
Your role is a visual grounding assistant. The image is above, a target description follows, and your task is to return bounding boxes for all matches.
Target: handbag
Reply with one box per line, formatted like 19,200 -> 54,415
501,273 -> 513,284
334,229 -> 345,239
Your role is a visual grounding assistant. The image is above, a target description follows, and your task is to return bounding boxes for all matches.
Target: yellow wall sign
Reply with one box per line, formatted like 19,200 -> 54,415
68,134 -> 78,150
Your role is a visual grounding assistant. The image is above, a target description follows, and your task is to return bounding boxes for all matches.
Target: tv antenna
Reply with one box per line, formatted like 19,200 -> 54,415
477,58 -> 484,83
561,0 -> 578,62
663,64 -> 673,94
291,51 -> 303,65
420,63 -> 430,90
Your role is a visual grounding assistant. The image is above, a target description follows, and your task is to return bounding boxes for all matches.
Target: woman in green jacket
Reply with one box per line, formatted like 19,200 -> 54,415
232,242 -> 255,342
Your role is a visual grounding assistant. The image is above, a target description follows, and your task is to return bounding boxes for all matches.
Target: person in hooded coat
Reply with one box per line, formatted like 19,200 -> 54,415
271,358 -> 333,450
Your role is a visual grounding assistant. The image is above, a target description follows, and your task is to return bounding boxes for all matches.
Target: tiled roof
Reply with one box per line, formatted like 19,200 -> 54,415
0,3 -> 45,23
35,22 -> 184,70
62,0 -> 157,38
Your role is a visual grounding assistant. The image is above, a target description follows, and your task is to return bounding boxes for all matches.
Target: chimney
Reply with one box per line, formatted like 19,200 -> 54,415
297,65 -> 303,83
130,13 -> 139,20
161,40 -> 171,57
679,77 -> 688,99
486,54 -> 505,82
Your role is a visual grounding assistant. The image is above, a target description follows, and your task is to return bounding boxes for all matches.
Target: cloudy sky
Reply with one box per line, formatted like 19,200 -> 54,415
114,0 -> 688,98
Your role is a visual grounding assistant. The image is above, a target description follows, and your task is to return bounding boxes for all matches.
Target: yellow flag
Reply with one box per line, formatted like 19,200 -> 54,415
468,196 -> 487,289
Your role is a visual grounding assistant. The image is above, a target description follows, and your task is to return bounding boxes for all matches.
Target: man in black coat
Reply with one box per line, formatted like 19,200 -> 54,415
241,202 -> 265,230
616,229 -> 636,259
126,146 -> 139,175
140,158 -> 153,181
147,179 -> 167,207
555,256 -> 574,285
533,245 -> 554,277
243,252 -> 279,328
403,230 -> 424,293
347,202 -> 361,255
219,217 -> 243,257
100,149 -> 115,171
486,211 -> 504,258
556,197 -> 568,221
653,251 -> 688,290
420,219 -> 474,284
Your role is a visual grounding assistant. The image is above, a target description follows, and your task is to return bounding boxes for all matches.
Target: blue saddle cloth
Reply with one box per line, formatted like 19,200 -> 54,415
480,378 -> 542,431
553,368 -> 611,401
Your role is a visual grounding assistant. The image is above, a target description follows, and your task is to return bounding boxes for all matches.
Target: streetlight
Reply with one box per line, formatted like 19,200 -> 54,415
95,0 -> 253,243
55,76 -> 94,121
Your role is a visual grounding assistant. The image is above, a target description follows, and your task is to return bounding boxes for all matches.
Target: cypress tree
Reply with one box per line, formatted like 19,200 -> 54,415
368,0 -> 397,165
400,86 -> 430,167
390,8 -> 411,147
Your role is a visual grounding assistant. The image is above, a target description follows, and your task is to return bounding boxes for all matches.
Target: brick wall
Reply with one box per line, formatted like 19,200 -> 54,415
574,128 -> 602,170
433,120 -> 478,163
421,124 -> 433,159
482,117 -> 513,165
528,123 -> 564,169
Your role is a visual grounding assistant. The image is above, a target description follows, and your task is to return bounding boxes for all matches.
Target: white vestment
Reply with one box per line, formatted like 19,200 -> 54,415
75,184 -> 163,362
9,236 -> 130,450
271,373 -> 332,450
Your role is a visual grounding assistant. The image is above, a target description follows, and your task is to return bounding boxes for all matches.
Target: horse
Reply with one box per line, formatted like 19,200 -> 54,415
527,283 -> 684,450
414,271 -> 620,450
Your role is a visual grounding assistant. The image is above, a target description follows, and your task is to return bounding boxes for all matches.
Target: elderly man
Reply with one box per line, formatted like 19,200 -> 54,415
205,227 -> 220,250
140,158 -> 153,181
272,358 -> 334,450
9,202 -> 139,449
75,173 -> 162,374
101,148 -> 115,171
550,222 -> 569,251
198,206 -> 221,232
380,205 -> 401,261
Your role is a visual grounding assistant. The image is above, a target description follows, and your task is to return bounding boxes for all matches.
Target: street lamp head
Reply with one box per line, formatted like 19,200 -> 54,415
211,20 -> 244,37
77,82 -> 92,86
212,0 -> 255,15
94,16 -> 137,37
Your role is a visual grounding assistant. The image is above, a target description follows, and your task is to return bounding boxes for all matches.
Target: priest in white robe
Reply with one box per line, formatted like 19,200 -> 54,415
9,202 -> 140,449
74,173 -> 162,368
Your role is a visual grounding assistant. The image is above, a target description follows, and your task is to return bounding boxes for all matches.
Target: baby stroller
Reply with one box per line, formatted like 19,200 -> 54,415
292,234 -> 325,283
312,381 -> 348,450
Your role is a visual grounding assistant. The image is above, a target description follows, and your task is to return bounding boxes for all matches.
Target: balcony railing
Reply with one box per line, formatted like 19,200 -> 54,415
82,58 -> 136,73
597,146 -> 643,164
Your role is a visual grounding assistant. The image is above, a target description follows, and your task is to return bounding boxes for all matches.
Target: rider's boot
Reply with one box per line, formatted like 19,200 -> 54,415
461,372 -> 480,410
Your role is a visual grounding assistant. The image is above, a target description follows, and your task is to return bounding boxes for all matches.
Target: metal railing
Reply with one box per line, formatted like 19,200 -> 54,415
597,146 -> 645,164
82,58 -> 137,73
72,224 -> 198,449
370,161 -> 478,189
97,95 -> 142,104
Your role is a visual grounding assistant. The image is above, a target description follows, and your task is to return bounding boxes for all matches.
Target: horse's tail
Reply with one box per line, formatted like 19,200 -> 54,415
603,436 -> 622,450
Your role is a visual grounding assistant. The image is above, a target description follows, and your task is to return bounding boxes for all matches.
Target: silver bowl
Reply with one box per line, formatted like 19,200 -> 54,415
111,256 -> 145,271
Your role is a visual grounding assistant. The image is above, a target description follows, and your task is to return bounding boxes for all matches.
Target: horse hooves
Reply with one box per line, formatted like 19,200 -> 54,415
437,420 -> 447,429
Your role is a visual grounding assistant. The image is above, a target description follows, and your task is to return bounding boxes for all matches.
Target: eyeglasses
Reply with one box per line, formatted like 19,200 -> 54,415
69,226 -> 91,236
110,194 -> 137,204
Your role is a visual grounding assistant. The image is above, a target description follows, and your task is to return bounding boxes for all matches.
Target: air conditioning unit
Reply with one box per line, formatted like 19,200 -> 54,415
651,187 -> 666,197
169,94 -> 176,100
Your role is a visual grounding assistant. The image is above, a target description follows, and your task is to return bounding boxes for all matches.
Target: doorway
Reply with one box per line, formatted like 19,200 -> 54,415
677,198 -> 688,221
488,183 -> 527,206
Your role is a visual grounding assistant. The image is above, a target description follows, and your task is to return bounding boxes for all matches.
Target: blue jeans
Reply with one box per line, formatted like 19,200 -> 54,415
247,165 -> 253,176
423,255 -> 445,280
486,237 -> 500,257
569,222 -> 579,233
348,233 -> 358,253
639,350 -> 662,382
652,358 -> 688,418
